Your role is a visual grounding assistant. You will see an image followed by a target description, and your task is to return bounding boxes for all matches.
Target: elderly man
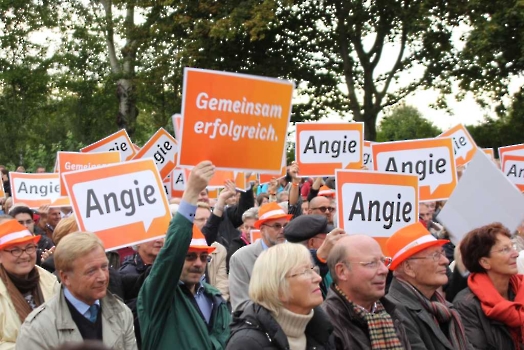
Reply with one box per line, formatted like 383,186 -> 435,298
16,232 -> 136,349
118,238 -> 164,277
284,214 -> 332,250
229,201 -> 292,312
138,161 -> 231,350
323,235 -> 409,349
386,222 -> 469,350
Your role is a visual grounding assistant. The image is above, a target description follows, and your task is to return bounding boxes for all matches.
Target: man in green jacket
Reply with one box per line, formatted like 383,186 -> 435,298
138,161 -> 231,350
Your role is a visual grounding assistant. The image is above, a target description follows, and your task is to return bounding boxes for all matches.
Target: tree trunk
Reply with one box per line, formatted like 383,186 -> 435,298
115,78 -> 138,137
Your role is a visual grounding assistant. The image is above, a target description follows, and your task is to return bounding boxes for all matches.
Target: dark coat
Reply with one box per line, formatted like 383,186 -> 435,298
453,287 -> 523,350
202,187 -> 254,250
227,303 -> 335,350
322,285 -> 411,350
386,278 -> 469,350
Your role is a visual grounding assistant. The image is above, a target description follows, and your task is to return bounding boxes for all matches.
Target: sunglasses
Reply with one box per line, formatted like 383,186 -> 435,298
185,252 -> 212,263
311,206 -> 336,213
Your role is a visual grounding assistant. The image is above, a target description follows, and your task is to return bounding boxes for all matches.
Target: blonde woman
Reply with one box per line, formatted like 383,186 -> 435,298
227,243 -> 334,350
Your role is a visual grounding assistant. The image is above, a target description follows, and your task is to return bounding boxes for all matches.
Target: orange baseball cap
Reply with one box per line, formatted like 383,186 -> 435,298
188,225 -> 216,254
254,202 -> 293,229
0,219 -> 40,250
386,222 -> 448,271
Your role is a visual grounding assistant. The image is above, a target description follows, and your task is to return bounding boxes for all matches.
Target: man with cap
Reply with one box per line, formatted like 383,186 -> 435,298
138,161 -> 231,350
0,219 -> 59,349
385,222 -> 470,350
284,214 -> 340,298
229,201 -> 292,312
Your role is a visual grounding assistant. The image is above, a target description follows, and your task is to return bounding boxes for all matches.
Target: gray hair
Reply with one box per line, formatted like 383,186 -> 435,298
242,207 -> 259,222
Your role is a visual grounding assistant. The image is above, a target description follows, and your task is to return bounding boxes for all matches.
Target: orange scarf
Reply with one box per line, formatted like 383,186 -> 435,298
468,273 -> 524,349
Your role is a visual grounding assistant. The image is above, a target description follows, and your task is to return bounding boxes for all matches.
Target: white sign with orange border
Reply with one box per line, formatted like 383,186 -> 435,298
81,129 -> 137,161
499,143 -> 524,163
62,159 -> 171,251
502,155 -> 524,192
363,141 -> 374,168
10,172 -> 67,209
438,124 -> 478,166
336,170 -> 419,254
57,151 -> 121,196
133,128 -> 178,180
295,122 -> 363,176
170,168 -> 186,198
0,181 -> 4,198
178,68 -> 294,173
372,138 -> 457,201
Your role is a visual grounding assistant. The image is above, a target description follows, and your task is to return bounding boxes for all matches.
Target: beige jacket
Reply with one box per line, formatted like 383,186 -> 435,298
0,266 -> 59,350
15,287 -> 137,350
208,242 -> 229,301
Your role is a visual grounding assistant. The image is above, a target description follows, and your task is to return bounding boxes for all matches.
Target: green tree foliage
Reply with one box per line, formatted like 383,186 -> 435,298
466,89 -> 524,158
376,104 -> 442,141
456,0 -> 524,110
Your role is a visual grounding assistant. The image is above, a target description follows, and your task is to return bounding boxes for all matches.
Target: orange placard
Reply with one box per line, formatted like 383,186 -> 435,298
208,189 -> 218,199
259,166 -> 287,184
483,148 -> 495,160
81,129 -> 137,161
438,124 -> 478,166
335,170 -> 419,253
499,143 -> 524,163
133,144 -> 141,152
250,229 -> 262,243
296,122 -> 364,176
10,172 -> 66,209
172,113 -> 182,139
162,174 -> 172,199
57,151 -> 121,196
0,181 -> 4,198
372,138 -> 457,201
178,68 -> 294,172
62,159 -> 171,251
183,168 -> 247,191
501,155 -> 524,192
133,128 -> 178,180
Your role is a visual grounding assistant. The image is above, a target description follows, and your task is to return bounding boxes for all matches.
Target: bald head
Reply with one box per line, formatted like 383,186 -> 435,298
327,235 -> 383,282
308,196 -> 334,224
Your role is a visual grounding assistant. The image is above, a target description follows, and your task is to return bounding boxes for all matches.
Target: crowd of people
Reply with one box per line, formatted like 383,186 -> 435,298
0,160 -> 523,350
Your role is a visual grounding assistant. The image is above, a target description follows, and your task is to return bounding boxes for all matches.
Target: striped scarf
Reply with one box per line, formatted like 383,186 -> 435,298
395,278 -> 468,350
335,285 -> 404,350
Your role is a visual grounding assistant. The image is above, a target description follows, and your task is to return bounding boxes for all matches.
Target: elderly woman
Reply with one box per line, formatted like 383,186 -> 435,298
227,243 -> 334,350
0,219 -> 59,348
453,222 -> 523,349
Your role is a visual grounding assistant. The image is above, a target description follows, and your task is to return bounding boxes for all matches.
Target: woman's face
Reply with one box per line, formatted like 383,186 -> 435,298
281,261 -> 323,315
483,234 -> 519,277
0,242 -> 37,278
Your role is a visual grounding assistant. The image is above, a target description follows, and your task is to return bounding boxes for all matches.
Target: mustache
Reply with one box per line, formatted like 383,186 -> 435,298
189,268 -> 204,274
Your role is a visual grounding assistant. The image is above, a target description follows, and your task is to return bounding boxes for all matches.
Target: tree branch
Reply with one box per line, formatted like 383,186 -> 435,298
99,0 -> 120,75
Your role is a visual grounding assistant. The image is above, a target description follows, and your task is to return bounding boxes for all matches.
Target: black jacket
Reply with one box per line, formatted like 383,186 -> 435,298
202,187 -> 254,250
453,287 -> 523,350
227,302 -> 335,350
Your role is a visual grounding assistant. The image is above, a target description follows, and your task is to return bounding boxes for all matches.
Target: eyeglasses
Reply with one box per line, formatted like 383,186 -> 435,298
263,223 -> 288,230
17,219 -> 34,226
408,249 -> 446,262
311,206 -> 336,213
4,245 -> 37,257
344,257 -> 393,269
185,252 -> 212,263
491,245 -> 517,255
287,265 -> 320,279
